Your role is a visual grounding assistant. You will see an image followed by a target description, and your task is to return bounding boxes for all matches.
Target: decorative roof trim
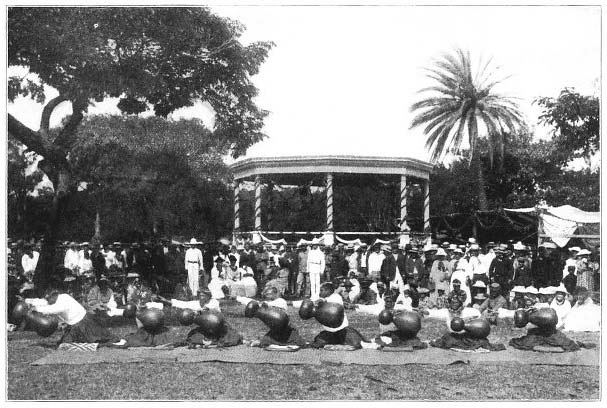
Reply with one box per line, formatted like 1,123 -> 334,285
231,155 -> 433,180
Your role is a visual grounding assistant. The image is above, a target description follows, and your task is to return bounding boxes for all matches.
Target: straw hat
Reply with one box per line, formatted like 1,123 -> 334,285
513,242 -> 525,251
435,248 -> 447,257
577,249 -> 591,256
524,286 -> 539,295
543,286 -> 557,295
555,283 -> 568,294
472,280 -> 487,288
511,286 -> 525,294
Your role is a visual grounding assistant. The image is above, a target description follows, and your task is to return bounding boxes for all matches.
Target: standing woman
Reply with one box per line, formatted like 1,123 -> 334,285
184,238 -> 204,297
575,249 -> 594,292
429,248 -> 451,302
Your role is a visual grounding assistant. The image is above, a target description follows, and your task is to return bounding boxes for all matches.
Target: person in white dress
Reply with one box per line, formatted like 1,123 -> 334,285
549,284 -> 571,330
21,244 -> 40,280
563,287 -> 600,332
63,242 -> 81,275
208,256 -> 228,299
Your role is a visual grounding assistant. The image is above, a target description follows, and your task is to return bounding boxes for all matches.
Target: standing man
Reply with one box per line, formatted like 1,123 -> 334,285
466,244 -> 485,285
185,238 -> 204,296
90,244 -> 107,281
404,247 -> 424,286
532,244 -> 551,288
285,245 -> 299,296
296,244 -> 309,297
488,245 -> 514,296
307,238 -> 325,300
367,244 -> 384,283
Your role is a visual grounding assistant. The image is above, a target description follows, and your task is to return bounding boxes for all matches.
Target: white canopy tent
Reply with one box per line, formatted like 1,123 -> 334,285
504,205 -> 600,248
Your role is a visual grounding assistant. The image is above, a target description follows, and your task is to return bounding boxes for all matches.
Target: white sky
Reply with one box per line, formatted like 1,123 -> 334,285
7,5 -> 601,164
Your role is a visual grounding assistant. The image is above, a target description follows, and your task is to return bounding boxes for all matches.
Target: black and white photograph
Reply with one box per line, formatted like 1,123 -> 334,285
4,2 -> 602,402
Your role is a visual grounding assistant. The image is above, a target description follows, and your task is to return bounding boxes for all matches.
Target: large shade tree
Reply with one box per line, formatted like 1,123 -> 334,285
409,49 -> 526,210
8,7 -> 273,291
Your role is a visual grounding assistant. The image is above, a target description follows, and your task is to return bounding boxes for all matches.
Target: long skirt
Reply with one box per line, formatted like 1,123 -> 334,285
259,326 -> 306,347
208,278 -> 227,299
311,326 -> 366,349
375,331 -> 428,349
124,326 -> 180,347
231,277 -> 257,297
186,323 -> 243,347
60,313 -> 119,344
430,332 -> 506,351
509,327 -> 584,352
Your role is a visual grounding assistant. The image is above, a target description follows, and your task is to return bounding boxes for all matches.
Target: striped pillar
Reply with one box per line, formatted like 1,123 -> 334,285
400,174 -> 409,231
326,173 -> 334,231
254,175 -> 262,231
423,179 -> 431,241
233,181 -> 240,232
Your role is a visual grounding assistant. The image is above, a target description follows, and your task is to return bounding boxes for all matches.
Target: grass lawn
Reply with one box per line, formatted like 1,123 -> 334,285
6,300 -> 600,400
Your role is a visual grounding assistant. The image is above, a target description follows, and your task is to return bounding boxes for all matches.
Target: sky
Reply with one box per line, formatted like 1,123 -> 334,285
7,4 -> 601,165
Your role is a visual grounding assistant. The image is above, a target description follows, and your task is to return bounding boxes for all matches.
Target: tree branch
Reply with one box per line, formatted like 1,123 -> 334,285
53,99 -> 87,150
8,114 -> 67,167
39,95 -> 69,137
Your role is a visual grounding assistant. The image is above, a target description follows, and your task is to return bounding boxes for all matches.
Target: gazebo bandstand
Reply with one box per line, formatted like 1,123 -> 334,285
230,156 -> 434,246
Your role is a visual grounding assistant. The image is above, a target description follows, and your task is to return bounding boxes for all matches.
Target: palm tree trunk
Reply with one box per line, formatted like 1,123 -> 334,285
475,156 -> 489,211
93,210 -> 101,243
468,112 -> 489,212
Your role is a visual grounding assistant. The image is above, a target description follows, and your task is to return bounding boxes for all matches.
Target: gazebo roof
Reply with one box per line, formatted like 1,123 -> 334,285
230,155 -> 433,183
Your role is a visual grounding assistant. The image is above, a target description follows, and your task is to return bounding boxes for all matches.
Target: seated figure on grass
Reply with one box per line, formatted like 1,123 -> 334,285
246,287 -> 306,348
157,288 -> 221,313
121,274 -> 180,348
474,282 -> 508,324
184,309 -> 243,349
352,279 -> 379,305
549,284 -> 571,330
28,288 -> 123,346
303,282 -> 367,350
227,255 -> 257,298
423,279 -> 480,324
362,289 -> 427,350
171,273 -> 194,301
208,257 -> 230,300
508,286 -> 595,352
86,275 -> 121,322
562,287 -> 600,332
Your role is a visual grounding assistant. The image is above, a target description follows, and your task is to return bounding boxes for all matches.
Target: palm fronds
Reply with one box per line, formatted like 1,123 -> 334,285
410,48 -> 526,165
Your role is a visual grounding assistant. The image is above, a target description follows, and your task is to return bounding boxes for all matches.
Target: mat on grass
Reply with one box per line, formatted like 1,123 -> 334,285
31,345 -> 599,366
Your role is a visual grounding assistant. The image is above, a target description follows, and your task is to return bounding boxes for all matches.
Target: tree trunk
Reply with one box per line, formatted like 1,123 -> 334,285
93,210 -> 101,243
475,155 -> 489,211
467,111 -> 489,212
9,101 -> 85,296
34,175 -> 71,296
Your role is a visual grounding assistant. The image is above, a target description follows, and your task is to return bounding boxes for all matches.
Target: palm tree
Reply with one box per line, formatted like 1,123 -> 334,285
410,49 -> 526,210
